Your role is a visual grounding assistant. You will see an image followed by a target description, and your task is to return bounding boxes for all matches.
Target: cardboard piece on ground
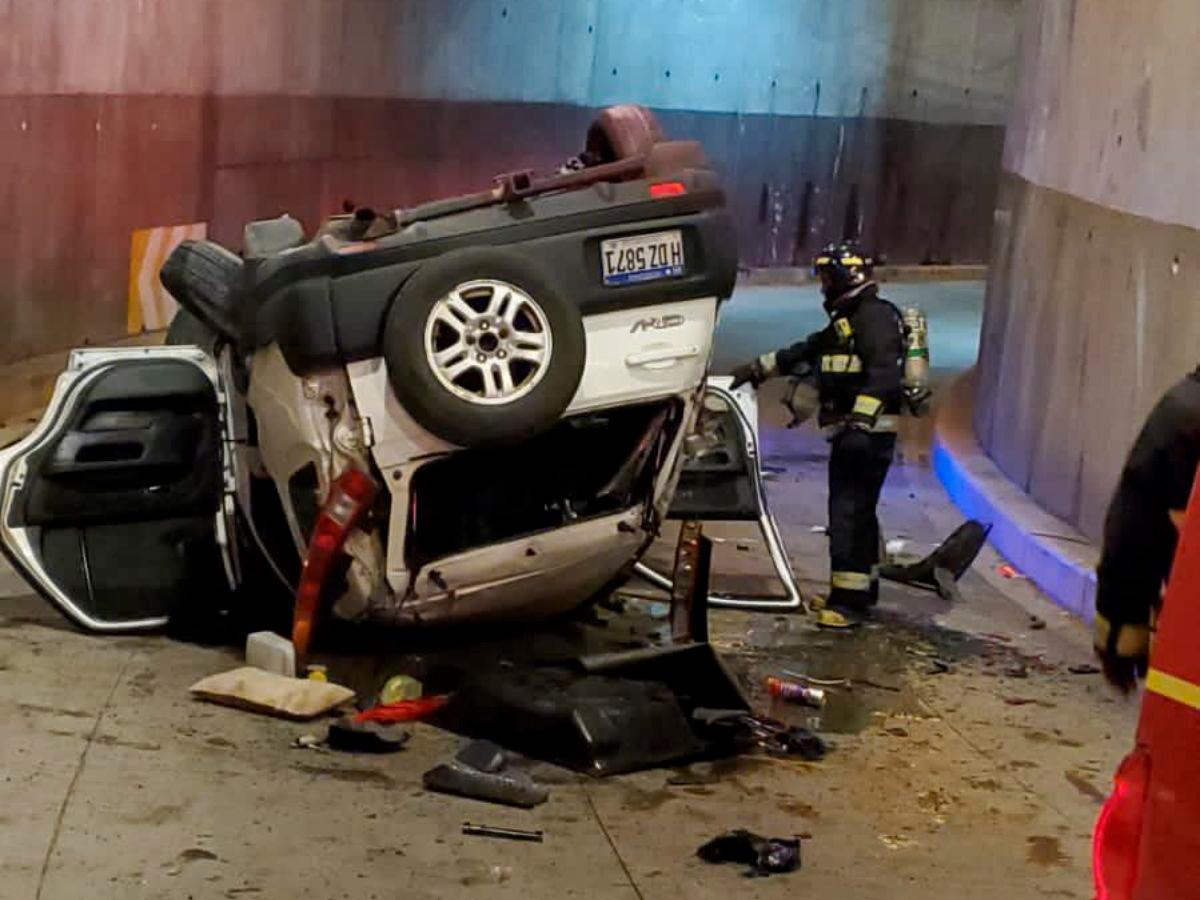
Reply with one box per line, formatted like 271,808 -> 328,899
190,667 -> 354,720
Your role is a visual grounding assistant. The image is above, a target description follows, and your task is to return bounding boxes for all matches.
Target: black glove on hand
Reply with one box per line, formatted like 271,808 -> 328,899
730,359 -> 767,391
846,412 -> 874,432
1093,616 -> 1151,695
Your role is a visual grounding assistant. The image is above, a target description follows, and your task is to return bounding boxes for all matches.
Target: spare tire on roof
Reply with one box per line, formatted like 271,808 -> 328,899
159,239 -> 244,350
586,104 -> 664,163
383,247 -> 586,449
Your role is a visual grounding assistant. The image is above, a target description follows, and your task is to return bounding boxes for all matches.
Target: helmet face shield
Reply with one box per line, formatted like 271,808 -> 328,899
813,242 -> 872,301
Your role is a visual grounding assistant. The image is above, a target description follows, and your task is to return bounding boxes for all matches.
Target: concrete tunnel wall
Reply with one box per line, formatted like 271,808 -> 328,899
975,0 -> 1200,543
0,0 -> 1019,366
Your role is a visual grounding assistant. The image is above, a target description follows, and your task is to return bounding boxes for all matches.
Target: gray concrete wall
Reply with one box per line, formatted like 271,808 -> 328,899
0,0 -> 1019,364
975,0 -> 1200,542
1,0 -> 1018,121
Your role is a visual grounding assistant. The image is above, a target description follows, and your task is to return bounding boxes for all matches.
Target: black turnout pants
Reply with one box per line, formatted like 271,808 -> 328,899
827,428 -> 896,611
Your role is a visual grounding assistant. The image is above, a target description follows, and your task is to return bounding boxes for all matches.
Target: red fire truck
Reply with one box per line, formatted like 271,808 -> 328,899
1093,483 -> 1200,898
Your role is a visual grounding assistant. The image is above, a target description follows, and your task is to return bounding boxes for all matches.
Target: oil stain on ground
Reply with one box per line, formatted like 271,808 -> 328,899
1026,835 -> 1069,867
720,608 -> 1004,734
293,764 -> 395,787
1065,770 -> 1107,804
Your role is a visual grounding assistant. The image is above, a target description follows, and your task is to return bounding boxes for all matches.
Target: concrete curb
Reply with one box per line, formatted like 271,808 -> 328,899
932,369 -> 1099,622
739,264 -> 988,286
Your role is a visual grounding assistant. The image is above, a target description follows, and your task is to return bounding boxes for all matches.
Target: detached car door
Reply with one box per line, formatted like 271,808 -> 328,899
636,377 -> 803,610
0,347 -> 236,630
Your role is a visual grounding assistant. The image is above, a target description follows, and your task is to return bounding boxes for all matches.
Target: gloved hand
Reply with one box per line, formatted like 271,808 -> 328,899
1093,614 -> 1151,695
846,412 -> 874,432
730,354 -> 774,390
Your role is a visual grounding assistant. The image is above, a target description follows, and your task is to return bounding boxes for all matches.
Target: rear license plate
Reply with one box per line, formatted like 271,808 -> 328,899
601,230 -> 685,286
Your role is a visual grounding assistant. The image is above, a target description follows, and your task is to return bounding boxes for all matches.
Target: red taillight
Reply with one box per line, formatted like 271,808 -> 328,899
292,466 -> 378,665
1094,748 -> 1151,900
649,181 -> 686,198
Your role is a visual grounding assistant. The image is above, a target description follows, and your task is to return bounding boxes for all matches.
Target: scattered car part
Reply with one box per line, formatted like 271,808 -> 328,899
0,348 -> 237,631
384,248 -> 586,448
456,739 -> 508,774
354,695 -> 450,725
693,710 -> 829,761
697,830 -> 801,877
189,667 -> 354,720
462,823 -> 545,843
878,519 -> 992,603
292,466 -> 378,667
325,718 -> 411,753
668,521 -> 710,643
636,380 -> 805,612
423,761 -> 548,808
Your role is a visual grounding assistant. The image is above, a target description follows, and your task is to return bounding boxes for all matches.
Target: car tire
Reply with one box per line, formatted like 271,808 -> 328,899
586,104 -> 664,162
383,247 -> 586,448
159,239 -> 243,347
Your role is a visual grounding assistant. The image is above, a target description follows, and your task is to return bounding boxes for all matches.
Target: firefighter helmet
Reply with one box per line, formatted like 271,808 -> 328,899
812,242 -> 874,300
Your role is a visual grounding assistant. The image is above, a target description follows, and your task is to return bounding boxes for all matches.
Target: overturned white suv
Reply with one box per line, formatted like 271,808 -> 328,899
0,106 -> 796,635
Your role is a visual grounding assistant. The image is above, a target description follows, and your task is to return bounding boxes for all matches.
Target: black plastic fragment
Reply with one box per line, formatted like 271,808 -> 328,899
325,719 -> 411,753
456,739 -> 508,774
697,829 -> 801,877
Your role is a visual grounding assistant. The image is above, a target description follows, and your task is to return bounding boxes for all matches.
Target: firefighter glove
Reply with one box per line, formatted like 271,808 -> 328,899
1093,613 -> 1151,695
730,352 -> 778,390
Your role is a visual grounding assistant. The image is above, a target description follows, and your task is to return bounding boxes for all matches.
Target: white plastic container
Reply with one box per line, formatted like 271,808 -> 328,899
245,631 -> 297,678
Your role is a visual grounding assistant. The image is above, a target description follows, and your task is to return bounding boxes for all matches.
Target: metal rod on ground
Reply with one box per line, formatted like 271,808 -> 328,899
462,823 -> 545,843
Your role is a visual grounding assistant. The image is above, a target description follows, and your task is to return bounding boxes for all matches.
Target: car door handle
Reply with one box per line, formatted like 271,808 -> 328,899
625,346 -> 700,369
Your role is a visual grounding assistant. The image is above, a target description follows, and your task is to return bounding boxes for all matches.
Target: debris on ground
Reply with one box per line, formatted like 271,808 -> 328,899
878,520 -> 991,602
765,675 -> 826,707
325,718 -> 411,753
245,631 -> 297,677
379,674 -> 423,704
924,658 -> 952,675
291,733 -> 327,752
1068,663 -> 1102,675
462,823 -> 544,843
879,833 -> 918,851
696,711 -> 829,761
423,761 -> 549,809
1004,696 -> 1038,706
997,564 -> 1023,579
189,667 -> 354,720
780,670 -> 850,688
697,829 -> 801,877
354,694 -> 449,724
1004,664 -> 1029,679
1028,615 -> 1047,630
456,739 -> 508,773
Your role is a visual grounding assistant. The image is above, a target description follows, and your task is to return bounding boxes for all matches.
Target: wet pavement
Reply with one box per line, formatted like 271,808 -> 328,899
0,279 -> 1138,899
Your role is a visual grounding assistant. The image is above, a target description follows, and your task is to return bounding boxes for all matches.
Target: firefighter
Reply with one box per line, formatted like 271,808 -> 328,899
731,242 -> 904,623
1094,369 -> 1200,692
